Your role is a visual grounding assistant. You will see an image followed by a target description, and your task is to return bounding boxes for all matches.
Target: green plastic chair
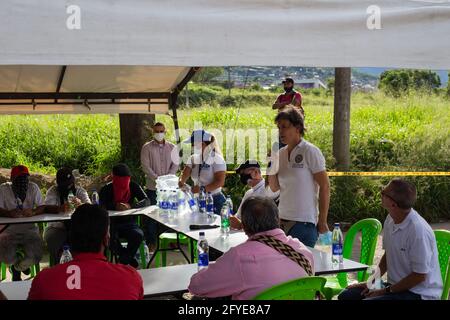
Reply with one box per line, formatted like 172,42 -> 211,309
105,218 -> 152,269
322,218 -> 382,300
253,276 -> 326,300
434,229 -> 450,300
158,232 -> 195,266
107,240 -> 151,269
0,262 -> 6,281
0,262 -> 40,280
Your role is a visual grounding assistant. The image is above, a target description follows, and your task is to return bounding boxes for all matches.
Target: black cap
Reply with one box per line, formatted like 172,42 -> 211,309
235,160 -> 260,174
282,77 -> 294,84
112,163 -> 132,177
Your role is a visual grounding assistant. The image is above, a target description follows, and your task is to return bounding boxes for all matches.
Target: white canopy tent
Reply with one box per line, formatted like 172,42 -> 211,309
0,66 -> 191,114
0,0 -> 449,115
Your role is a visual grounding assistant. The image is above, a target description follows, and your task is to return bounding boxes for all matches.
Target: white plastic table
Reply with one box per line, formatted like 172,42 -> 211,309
0,207 -> 149,234
143,206 -> 368,275
0,265 -> 196,300
0,248 -> 367,300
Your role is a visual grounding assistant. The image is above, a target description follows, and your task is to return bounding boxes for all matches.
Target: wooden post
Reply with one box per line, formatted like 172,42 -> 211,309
185,82 -> 189,108
170,94 -> 181,147
119,113 -> 155,160
333,67 -> 351,171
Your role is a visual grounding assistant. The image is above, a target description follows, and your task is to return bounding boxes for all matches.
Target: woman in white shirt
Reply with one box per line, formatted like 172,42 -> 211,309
43,167 -> 91,265
178,130 -> 227,215
267,107 -> 330,247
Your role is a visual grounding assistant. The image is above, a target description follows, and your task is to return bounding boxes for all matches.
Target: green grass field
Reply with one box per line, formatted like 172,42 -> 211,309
0,88 -> 448,223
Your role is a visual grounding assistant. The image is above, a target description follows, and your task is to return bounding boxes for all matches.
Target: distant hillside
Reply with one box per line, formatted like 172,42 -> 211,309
215,66 -> 379,88
212,67 -> 448,88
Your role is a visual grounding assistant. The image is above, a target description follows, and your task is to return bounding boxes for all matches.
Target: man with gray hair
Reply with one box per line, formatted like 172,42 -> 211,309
188,196 -> 314,300
339,179 -> 443,300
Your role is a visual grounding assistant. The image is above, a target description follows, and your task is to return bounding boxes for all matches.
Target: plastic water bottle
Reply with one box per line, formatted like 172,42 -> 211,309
60,245 -> 73,264
170,190 -> 178,217
91,189 -> 99,205
198,187 -> 207,215
206,192 -> 214,218
177,189 -> 185,213
160,190 -> 169,214
332,223 -> 344,266
16,197 -> 23,210
220,203 -> 230,238
67,191 -> 76,211
157,189 -> 165,211
186,189 -> 198,213
135,244 -> 150,267
197,232 -> 209,270
226,195 -> 234,216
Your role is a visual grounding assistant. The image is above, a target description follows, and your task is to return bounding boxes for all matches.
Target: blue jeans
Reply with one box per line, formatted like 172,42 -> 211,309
287,222 -> 318,247
338,285 -> 422,300
213,192 -> 227,216
110,222 -> 144,266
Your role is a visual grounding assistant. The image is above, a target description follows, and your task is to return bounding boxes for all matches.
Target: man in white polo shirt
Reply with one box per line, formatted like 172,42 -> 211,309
267,106 -> 330,247
229,160 -> 280,230
339,179 -> 443,300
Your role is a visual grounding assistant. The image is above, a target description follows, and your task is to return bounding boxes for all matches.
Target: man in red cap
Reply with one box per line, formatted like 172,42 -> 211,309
0,165 -> 46,281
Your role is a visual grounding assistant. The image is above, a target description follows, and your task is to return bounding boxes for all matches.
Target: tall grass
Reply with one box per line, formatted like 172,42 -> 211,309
0,89 -> 448,222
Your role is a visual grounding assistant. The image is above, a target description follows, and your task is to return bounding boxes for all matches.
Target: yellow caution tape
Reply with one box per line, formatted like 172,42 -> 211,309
226,171 -> 450,176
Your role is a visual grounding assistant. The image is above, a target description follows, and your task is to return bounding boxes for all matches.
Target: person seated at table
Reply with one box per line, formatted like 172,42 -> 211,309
43,167 -> 91,265
188,196 -> 314,300
99,163 -> 149,268
229,160 -> 280,230
28,204 -> 143,300
0,165 -> 46,281
178,129 -> 227,215
338,179 -> 443,300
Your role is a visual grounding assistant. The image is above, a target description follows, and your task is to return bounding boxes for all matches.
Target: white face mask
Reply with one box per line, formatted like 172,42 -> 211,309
154,133 -> 165,142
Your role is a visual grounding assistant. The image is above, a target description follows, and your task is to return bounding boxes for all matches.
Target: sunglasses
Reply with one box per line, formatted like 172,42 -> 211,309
381,189 -> 397,204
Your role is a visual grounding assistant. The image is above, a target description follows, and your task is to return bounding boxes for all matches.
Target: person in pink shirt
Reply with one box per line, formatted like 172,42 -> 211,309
140,122 -> 179,250
188,196 -> 314,300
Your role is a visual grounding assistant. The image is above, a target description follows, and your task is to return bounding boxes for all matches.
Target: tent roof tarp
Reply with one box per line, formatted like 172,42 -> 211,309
1,0 -> 450,68
0,66 -> 191,114
1,0 -> 450,114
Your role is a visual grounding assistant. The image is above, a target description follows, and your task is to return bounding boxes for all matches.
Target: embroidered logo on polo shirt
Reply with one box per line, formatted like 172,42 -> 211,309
292,153 -> 304,168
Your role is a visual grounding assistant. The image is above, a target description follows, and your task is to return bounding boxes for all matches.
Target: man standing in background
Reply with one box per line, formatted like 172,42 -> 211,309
140,122 -> 179,250
272,77 -> 303,113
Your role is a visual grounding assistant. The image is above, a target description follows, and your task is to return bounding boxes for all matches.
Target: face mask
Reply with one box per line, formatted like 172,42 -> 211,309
240,173 -> 252,185
284,86 -> 293,93
154,133 -> 165,142
12,175 -> 29,203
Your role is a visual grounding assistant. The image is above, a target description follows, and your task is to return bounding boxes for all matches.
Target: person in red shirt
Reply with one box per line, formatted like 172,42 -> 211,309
28,204 -> 144,300
272,77 -> 303,114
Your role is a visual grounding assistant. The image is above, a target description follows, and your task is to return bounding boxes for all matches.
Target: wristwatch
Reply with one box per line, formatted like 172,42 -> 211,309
384,285 -> 392,294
